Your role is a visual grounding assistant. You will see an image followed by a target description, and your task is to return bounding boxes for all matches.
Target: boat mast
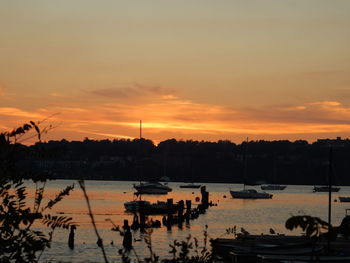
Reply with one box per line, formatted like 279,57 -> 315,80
272,151 -> 276,184
327,146 -> 333,252
138,120 -> 142,184
140,120 -> 142,139
243,137 -> 248,190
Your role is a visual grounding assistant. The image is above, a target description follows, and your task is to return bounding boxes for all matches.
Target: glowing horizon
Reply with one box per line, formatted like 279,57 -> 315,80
1,1 -> 350,144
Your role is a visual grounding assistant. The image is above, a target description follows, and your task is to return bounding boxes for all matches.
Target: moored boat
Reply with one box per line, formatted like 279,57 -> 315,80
261,184 -> 287,190
230,189 -> 273,199
339,196 -> 350,202
257,254 -> 350,262
124,199 -> 178,214
313,186 -> 340,192
133,181 -> 172,194
179,183 -> 201,189
212,235 -> 314,261
229,138 -> 272,200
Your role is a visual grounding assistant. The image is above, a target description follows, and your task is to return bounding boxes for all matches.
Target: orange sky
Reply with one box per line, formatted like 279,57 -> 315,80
1,1 -> 350,144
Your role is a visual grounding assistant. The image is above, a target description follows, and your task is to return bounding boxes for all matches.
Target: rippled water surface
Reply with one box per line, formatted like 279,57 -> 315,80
28,180 -> 350,262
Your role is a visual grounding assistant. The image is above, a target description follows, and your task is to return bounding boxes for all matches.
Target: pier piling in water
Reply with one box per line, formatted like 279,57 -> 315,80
178,200 -> 184,218
122,220 -> 132,250
68,225 -> 76,249
201,186 -> 209,209
166,198 -> 174,229
131,214 -> 140,230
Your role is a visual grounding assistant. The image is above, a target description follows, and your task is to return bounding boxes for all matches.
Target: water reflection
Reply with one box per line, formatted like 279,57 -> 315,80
31,180 -> 350,262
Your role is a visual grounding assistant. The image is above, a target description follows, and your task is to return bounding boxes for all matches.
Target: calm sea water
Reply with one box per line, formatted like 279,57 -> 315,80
27,180 -> 350,263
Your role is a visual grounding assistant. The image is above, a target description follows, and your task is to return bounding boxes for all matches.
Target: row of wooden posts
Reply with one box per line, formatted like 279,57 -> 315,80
122,186 -> 211,249
67,186 -> 212,250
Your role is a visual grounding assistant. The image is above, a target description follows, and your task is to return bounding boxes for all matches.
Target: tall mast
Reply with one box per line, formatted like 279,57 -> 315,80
243,137 -> 248,190
139,120 -> 142,139
138,120 -> 142,183
327,147 -> 333,252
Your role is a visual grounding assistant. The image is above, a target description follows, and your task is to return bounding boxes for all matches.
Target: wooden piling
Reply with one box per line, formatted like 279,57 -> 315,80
186,200 -> 192,213
123,219 -> 129,229
122,220 -> 132,250
185,200 -> 192,223
167,198 -> 174,229
201,186 -> 209,209
139,201 -> 146,228
131,213 -> 140,230
178,200 -> 184,219
68,225 -> 76,249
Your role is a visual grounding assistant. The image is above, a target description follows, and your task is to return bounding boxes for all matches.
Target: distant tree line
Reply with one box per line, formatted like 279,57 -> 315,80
22,137 -> 350,185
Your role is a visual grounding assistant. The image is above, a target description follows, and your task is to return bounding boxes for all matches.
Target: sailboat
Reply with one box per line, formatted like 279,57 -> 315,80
230,138 -> 273,199
313,148 -> 340,193
261,153 -> 287,191
133,120 -> 172,195
313,186 -> 340,192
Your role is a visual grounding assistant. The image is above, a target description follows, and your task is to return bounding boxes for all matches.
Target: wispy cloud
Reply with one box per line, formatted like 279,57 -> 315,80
0,84 -> 5,97
50,92 -> 64,97
0,107 -> 43,118
86,83 -> 176,100
3,95 -> 350,143
310,101 -> 341,107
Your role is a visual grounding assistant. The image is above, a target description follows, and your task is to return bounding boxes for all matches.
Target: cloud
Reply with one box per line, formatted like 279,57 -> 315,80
89,88 -> 131,98
87,84 -> 176,100
0,107 -> 43,118
50,92 -> 64,97
310,101 -> 341,107
3,95 -> 350,144
0,85 -> 4,97
57,99 -> 350,136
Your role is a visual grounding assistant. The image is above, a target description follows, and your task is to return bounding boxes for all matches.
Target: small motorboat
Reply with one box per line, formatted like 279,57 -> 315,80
124,200 -> 178,214
339,196 -> 350,202
179,183 -> 201,189
313,186 -> 340,192
261,184 -> 286,190
133,181 -> 172,195
230,189 -> 273,199
212,235 -> 318,262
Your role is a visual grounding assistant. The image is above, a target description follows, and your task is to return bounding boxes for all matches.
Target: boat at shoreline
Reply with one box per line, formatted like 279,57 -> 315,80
212,235 -> 315,261
213,234 -> 350,262
133,181 -> 172,194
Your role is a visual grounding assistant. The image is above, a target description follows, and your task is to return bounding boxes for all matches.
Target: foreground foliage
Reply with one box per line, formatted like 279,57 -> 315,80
286,215 -> 350,240
0,122 -> 75,262
113,224 -> 213,263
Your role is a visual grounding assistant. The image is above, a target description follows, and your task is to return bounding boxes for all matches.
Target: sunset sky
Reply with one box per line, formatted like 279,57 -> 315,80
1,1 -> 350,144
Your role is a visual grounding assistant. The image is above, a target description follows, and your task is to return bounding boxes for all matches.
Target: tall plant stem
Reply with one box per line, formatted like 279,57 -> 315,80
79,180 -> 109,263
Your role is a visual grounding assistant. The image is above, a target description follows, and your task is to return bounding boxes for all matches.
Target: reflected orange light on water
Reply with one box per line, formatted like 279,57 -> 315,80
26,185 -> 205,228
24,182 -> 347,232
